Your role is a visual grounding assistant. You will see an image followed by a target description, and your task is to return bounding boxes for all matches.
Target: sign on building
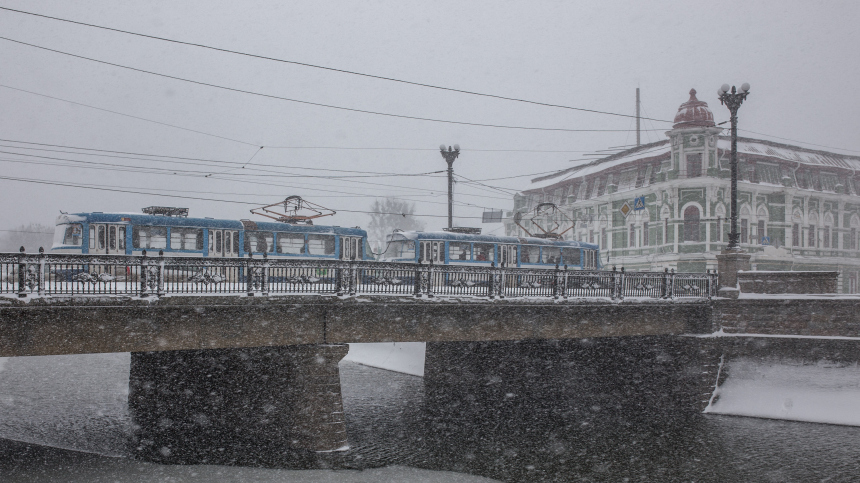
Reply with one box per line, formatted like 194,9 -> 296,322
633,196 -> 646,211
620,202 -> 632,217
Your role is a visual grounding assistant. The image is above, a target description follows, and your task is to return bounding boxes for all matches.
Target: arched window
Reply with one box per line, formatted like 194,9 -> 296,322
756,207 -> 769,244
741,205 -> 752,244
850,215 -> 860,251
683,206 -> 700,242
823,213 -> 834,248
714,204 -> 726,242
660,205 -> 671,245
808,212 -> 819,247
792,209 -> 803,247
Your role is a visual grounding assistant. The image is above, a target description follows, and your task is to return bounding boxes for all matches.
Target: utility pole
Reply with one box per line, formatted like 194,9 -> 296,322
439,144 -> 461,230
636,88 -> 641,146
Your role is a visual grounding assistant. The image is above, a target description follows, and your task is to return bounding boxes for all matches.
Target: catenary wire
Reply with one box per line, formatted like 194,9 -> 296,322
0,6 -> 675,124
0,174 -> 488,220
0,35 -> 667,134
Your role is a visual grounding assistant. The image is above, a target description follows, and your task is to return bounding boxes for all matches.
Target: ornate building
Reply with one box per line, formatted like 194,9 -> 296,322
506,89 -> 860,293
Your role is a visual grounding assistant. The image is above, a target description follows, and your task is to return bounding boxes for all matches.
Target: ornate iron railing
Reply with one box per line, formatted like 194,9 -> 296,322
0,249 -> 718,300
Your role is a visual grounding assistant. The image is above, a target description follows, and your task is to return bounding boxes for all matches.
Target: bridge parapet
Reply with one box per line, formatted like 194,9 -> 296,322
1,250 -> 718,301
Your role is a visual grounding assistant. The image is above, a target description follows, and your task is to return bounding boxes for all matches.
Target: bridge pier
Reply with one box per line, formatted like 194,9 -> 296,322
128,344 -> 349,466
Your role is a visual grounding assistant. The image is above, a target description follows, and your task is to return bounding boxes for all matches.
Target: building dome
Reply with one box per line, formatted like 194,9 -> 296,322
673,89 -> 715,129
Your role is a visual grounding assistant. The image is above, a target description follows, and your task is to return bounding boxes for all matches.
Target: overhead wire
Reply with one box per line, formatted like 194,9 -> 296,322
0,83 -> 257,146
0,35 -> 667,134
0,174 -> 487,220
0,6 -> 675,124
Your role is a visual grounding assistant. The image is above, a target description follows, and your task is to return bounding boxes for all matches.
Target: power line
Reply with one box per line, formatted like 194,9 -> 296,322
0,83 -> 257,146
0,35 -> 665,134
737,129 -> 860,155
0,6 -> 675,124
0,174 -> 487,220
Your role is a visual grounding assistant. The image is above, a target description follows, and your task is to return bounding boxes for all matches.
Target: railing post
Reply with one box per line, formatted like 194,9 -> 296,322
336,259 -> 345,297
426,259 -> 435,298
498,262 -> 506,300
156,250 -> 165,297
348,256 -> 357,296
37,247 -> 45,296
140,250 -> 149,297
617,267 -> 625,301
261,252 -> 269,296
610,266 -> 617,301
562,264 -> 568,300
413,258 -> 422,298
668,268 -> 676,300
553,263 -> 561,300
246,253 -> 255,296
661,268 -> 669,299
488,262 -> 496,299
17,246 -> 26,298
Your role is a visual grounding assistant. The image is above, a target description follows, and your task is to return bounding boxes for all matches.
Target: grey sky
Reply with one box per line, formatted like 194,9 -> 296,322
0,0 -> 857,234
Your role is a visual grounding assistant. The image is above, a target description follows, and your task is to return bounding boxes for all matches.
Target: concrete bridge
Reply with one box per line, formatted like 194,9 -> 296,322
1,251 -> 858,466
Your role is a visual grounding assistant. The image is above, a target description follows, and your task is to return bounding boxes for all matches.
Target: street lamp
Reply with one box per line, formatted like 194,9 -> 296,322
439,144 -> 460,230
718,83 -> 750,250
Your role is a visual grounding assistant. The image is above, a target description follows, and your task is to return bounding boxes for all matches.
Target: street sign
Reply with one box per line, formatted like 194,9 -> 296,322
620,202 -> 632,217
482,210 -> 503,223
633,196 -> 646,211
761,236 -> 771,246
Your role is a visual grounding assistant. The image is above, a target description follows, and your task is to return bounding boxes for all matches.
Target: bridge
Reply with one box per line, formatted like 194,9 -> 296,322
1,250 -> 858,466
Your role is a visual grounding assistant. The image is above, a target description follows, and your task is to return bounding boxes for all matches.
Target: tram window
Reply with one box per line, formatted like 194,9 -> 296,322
97,226 -> 106,250
308,234 -> 335,256
244,231 -> 273,253
224,232 -> 231,254
233,232 -> 240,254
521,245 -> 540,263
543,247 -> 561,265
474,243 -> 494,262
56,224 -> 83,246
118,227 -> 126,250
109,226 -> 117,250
90,226 -> 96,249
277,233 -> 305,254
449,242 -> 471,261
132,226 -> 167,249
386,240 -> 415,259
561,248 -> 581,265
170,228 -> 203,251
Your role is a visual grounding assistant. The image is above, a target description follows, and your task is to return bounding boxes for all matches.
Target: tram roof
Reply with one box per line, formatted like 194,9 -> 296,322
388,230 -> 598,249
59,213 -> 366,235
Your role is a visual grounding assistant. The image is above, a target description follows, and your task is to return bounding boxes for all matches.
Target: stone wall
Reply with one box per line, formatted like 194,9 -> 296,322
737,271 -> 838,294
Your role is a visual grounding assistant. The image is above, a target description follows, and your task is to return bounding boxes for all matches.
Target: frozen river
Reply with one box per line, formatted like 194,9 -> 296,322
1,352 -> 860,482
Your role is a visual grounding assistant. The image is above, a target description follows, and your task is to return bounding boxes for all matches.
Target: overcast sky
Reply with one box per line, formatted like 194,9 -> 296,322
0,0 -> 858,236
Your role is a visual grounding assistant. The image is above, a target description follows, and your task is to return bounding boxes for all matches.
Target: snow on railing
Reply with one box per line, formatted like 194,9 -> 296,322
0,248 -> 718,300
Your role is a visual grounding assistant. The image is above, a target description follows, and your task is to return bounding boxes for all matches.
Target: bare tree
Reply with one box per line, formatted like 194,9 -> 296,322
367,198 -> 425,248
0,223 -> 55,252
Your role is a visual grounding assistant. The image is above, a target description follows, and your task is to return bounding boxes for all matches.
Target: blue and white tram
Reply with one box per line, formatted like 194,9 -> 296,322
380,231 -> 601,270
51,211 -> 372,260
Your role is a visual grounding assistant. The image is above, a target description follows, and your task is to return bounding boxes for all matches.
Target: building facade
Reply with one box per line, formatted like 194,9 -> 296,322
506,89 -> 860,293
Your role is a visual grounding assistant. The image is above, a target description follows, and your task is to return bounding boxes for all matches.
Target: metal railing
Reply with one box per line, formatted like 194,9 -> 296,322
1,248 -> 718,300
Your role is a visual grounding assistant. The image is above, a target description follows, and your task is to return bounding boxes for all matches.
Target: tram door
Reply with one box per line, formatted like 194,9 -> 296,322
210,230 -> 239,257
88,224 -> 125,255
419,241 -> 443,263
499,245 -> 517,267
340,236 -> 363,260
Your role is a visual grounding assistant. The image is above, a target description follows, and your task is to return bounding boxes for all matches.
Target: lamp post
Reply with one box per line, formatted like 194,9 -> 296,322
439,144 -> 460,230
718,83 -> 750,250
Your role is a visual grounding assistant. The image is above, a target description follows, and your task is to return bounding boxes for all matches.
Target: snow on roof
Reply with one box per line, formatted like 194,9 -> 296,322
521,135 -> 860,194
525,141 -> 670,192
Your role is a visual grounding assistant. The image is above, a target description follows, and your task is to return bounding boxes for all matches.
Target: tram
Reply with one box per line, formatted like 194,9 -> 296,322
51,206 -> 372,261
380,230 -> 600,270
